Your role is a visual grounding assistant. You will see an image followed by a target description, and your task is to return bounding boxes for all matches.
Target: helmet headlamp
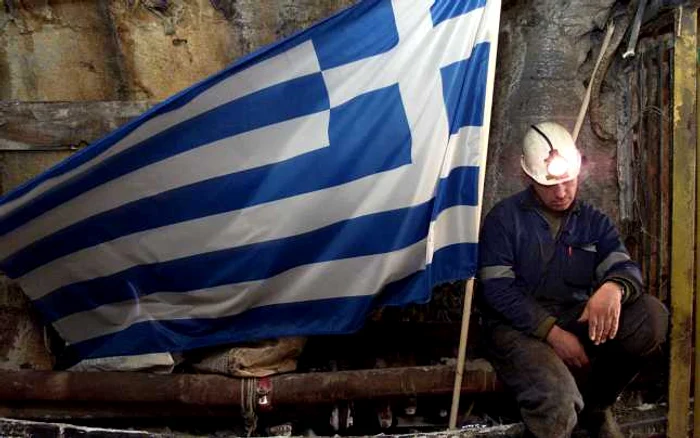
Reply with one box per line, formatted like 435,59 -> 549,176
532,125 -> 570,180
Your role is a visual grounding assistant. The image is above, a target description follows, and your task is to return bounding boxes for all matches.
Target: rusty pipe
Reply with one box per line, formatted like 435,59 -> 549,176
0,370 -> 242,407
0,364 -> 498,410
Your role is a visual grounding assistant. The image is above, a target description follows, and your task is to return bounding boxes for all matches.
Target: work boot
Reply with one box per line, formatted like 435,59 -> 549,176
579,408 -> 624,438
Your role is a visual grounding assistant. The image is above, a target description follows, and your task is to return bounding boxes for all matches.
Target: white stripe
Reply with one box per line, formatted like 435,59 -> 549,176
433,5 -> 489,67
427,205 -> 480,263
0,41 -> 322,220
0,112 -> 330,260
52,240 -> 428,345
19,124 -> 485,300
68,353 -> 174,373
440,126 -> 483,178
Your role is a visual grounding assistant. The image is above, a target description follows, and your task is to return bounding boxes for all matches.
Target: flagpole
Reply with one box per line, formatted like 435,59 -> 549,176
448,0 -> 501,428
448,277 -> 475,429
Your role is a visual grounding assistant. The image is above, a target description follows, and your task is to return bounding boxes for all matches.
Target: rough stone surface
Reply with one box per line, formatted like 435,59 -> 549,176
0,1 -> 356,102
0,150 -> 72,194
0,2 -> 123,101
0,275 -> 53,371
108,1 -> 236,100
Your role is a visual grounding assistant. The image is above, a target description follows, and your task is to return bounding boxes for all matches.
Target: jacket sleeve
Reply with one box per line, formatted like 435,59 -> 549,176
478,209 -> 556,339
594,214 -> 643,303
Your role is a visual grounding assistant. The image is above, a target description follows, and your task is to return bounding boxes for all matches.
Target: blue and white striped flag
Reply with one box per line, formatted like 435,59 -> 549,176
0,0 -> 500,364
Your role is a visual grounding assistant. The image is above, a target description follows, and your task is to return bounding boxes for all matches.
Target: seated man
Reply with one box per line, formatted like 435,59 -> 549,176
477,122 -> 668,438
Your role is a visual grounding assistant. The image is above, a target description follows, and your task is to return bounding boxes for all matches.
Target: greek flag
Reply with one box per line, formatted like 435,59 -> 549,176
0,0 -> 500,364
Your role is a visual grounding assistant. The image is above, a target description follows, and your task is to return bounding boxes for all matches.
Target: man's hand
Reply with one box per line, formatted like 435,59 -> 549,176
578,281 -> 623,345
546,325 -> 590,368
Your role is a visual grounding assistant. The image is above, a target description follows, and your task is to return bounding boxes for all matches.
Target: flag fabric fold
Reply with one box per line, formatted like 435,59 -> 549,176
0,0 -> 501,364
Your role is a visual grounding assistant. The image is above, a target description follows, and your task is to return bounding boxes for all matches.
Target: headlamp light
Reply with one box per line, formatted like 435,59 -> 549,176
531,124 -> 570,180
545,149 -> 569,179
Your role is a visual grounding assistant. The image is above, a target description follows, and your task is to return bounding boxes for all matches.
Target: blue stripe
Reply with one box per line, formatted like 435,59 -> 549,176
34,166 -> 479,323
313,0 -> 398,70
34,201 -> 434,322
429,241 -> 479,286
432,166 -> 480,220
0,0 -> 370,210
441,43 -> 490,134
60,295 -> 376,364
431,0 -> 487,27
378,242 -> 478,307
2,84 -> 412,277
57,242 -> 478,363
0,74 -> 330,238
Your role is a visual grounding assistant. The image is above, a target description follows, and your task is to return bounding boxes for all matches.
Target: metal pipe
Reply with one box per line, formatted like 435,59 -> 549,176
0,365 -> 499,415
623,0 -> 649,58
657,42 -> 666,301
0,370 -> 242,406
263,365 -> 498,406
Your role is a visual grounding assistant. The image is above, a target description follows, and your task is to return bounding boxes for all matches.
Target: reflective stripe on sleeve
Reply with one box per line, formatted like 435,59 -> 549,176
595,251 -> 631,280
479,265 -> 516,280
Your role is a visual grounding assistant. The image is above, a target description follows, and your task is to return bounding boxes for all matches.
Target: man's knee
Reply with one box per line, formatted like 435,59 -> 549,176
518,370 -> 582,438
618,294 -> 669,356
515,351 -> 584,415
523,372 -> 583,412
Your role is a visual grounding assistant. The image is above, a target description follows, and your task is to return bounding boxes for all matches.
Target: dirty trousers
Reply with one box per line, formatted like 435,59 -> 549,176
484,294 -> 669,438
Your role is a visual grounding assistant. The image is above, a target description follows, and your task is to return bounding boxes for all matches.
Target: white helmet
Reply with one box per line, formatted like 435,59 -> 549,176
521,122 -> 581,186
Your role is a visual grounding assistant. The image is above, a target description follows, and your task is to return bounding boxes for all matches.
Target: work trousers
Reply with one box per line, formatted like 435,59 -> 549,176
484,294 -> 668,438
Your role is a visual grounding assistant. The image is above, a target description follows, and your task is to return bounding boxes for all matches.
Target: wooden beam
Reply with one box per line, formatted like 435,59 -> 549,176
669,6 -> 697,438
694,6 -> 700,437
0,101 -> 152,151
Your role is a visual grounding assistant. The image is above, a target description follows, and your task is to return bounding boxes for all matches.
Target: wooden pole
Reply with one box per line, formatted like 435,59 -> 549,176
448,278 -> 475,429
669,6 -> 697,437
445,0 -> 501,427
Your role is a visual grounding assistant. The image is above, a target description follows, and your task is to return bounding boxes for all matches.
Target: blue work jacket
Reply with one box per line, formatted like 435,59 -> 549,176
477,187 -> 642,339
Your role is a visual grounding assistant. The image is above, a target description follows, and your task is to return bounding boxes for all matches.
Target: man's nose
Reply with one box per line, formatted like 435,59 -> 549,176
553,184 -> 566,198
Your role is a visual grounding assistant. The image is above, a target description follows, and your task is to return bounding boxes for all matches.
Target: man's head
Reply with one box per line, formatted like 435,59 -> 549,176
531,178 -> 578,211
521,122 -> 581,211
